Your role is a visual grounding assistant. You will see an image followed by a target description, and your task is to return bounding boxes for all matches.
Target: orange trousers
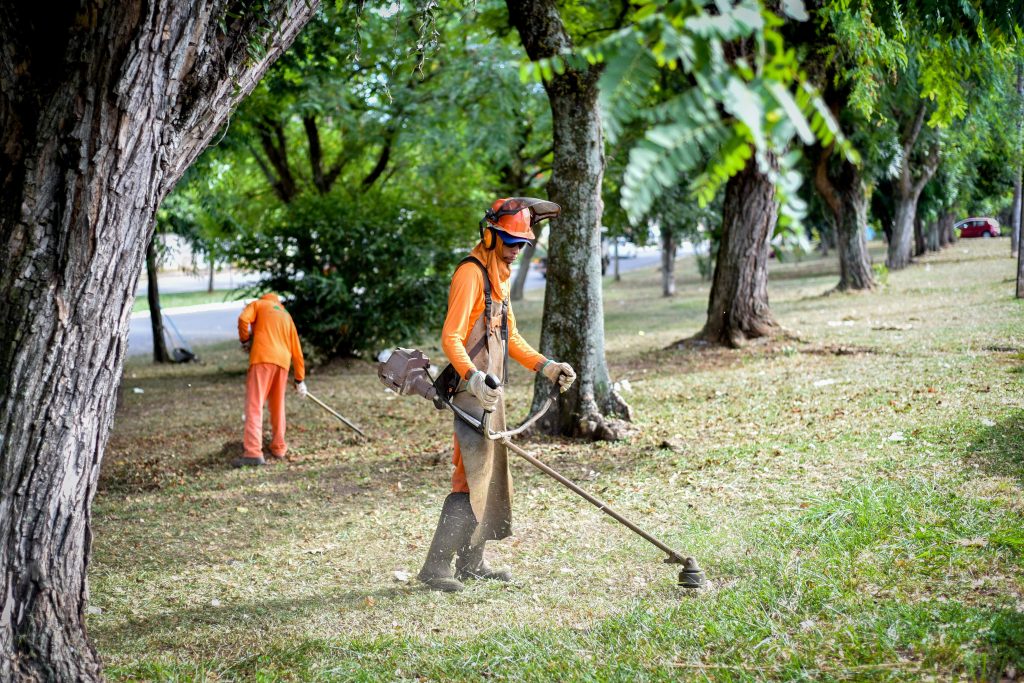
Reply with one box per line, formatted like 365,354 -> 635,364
244,363 -> 289,458
451,436 -> 470,493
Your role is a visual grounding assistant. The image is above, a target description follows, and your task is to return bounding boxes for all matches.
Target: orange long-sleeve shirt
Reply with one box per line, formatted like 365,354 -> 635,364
237,293 -> 305,381
441,259 -> 546,380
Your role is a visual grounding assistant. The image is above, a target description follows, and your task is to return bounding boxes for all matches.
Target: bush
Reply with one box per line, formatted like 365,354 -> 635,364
872,262 -> 889,286
232,192 -> 463,357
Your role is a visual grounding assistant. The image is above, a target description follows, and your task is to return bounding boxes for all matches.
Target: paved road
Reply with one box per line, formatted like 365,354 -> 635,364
127,250 -> 663,357
136,267 -> 264,295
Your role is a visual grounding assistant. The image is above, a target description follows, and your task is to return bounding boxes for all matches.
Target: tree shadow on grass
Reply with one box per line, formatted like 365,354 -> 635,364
96,583 -> 457,650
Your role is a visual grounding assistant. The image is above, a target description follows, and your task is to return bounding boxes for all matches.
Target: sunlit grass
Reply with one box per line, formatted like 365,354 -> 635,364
94,239 -> 1024,681
131,288 -> 247,313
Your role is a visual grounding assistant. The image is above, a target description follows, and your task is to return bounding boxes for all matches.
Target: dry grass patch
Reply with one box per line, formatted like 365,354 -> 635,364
92,239 -> 1024,680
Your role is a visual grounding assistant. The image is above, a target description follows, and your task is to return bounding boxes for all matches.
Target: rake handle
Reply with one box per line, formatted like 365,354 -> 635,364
307,392 -> 367,438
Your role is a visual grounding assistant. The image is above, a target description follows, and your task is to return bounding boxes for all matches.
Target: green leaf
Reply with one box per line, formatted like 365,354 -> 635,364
766,82 -> 814,145
722,75 -> 766,151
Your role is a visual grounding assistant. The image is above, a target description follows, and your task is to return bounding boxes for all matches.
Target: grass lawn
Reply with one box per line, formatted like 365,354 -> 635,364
94,239 -> 1024,681
131,289 -> 247,313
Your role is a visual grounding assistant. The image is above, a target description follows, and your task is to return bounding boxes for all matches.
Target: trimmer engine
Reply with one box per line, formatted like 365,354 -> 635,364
377,348 -> 441,405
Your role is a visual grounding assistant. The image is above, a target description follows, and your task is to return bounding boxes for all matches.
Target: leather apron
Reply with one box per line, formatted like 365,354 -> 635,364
452,257 -> 512,542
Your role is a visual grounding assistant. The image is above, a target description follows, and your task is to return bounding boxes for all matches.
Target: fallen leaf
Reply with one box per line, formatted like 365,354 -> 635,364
954,537 -> 988,548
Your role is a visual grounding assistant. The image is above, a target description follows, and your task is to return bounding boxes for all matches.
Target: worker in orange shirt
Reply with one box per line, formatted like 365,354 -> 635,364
418,198 -> 577,592
234,293 -> 307,467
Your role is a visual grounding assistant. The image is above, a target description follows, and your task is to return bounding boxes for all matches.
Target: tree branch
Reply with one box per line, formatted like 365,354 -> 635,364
256,118 -> 297,202
361,125 -> 396,189
813,144 -> 841,221
246,141 -> 282,193
913,144 -> 941,195
304,115 -> 327,193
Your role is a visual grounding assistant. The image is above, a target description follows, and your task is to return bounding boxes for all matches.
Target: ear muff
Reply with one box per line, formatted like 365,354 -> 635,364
479,216 -> 500,249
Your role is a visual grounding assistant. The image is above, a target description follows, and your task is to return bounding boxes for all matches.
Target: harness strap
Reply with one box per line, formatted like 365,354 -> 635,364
456,256 -> 509,383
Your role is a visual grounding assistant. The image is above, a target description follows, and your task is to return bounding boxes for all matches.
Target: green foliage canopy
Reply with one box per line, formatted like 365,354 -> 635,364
232,192 -> 463,357
523,0 -> 857,227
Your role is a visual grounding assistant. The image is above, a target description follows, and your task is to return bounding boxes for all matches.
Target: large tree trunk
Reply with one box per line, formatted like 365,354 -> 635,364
698,156 -> 778,347
889,197 -> 919,269
814,147 -> 874,291
938,211 -> 955,248
926,221 -> 940,252
1018,236 -> 1024,298
1014,69 -> 1023,257
913,214 -> 926,257
1011,169 -> 1019,258
1013,164 -> 1022,257
508,0 -> 630,439
887,105 -> 939,270
510,224 -> 544,302
834,170 -> 874,291
0,3 -> 318,680
661,229 -> 677,297
146,238 -> 173,364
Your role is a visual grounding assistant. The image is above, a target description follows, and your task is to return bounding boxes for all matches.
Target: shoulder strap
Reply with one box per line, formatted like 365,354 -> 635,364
456,255 -> 509,383
456,256 -> 492,330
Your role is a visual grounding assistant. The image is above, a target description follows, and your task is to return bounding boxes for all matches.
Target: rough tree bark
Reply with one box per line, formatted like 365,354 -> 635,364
510,224 -> 545,302
0,3 -> 319,680
1018,232 -> 1024,298
813,145 -> 874,291
661,229 -> 677,297
1013,169 -> 1022,257
913,214 -> 926,257
1013,69 -> 1023,257
507,0 -> 631,439
146,238 -> 172,364
938,211 -> 955,248
697,156 -> 778,346
887,104 -> 939,270
926,221 -> 940,252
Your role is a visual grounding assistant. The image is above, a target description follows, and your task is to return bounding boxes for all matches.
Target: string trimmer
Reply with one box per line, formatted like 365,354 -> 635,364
377,348 -> 706,589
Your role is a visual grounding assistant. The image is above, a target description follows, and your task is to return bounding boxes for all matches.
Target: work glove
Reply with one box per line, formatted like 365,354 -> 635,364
542,360 -> 576,392
294,380 -> 308,399
240,338 -> 252,353
467,371 -> 502,412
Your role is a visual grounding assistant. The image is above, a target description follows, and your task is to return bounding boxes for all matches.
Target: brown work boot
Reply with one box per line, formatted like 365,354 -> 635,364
231,456 -> 266,468
456,542 -> 512,582
418,493 -> 475,593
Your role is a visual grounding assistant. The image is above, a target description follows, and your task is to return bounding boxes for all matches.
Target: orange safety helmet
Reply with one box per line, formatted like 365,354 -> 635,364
479,197 -> 561,249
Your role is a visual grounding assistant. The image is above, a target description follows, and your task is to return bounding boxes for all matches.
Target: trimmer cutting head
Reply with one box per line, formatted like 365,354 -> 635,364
678,560 -> 706,589
667,555 -> 706,589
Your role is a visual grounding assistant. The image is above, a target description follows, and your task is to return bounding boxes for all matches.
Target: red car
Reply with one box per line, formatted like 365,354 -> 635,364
955,217 -> 1001,238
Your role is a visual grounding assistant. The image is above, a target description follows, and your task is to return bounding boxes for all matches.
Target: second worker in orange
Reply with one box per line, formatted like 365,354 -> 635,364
235,292 -> 308,467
